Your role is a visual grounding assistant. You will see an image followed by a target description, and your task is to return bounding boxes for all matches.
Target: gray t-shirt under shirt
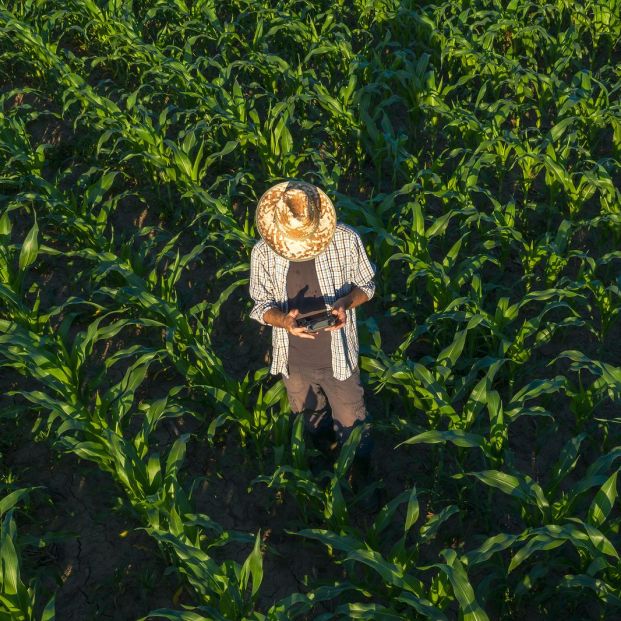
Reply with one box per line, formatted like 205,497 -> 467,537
286,259 -> 332,370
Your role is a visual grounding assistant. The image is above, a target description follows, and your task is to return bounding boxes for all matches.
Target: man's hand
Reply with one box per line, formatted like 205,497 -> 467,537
327,286 -> 371,331
327,298 -> 348,331
284,309 -> 316,339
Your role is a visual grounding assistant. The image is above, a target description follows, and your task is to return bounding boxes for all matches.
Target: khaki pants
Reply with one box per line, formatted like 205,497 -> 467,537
282,365 -> 373,457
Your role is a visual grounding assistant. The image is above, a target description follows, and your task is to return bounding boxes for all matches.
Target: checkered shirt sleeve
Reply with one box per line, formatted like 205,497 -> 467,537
348,227 -> 376,301
249,242 -> 280,325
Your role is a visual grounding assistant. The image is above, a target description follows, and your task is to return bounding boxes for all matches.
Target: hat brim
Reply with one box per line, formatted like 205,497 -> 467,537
255,181 -> 337,261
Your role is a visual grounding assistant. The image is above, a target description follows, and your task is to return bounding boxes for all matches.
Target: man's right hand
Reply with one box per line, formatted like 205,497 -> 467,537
283,309 -> 316,340
263,307 -> 316,339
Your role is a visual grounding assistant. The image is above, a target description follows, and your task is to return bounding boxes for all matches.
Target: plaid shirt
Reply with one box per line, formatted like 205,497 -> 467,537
249,223 -> 376,380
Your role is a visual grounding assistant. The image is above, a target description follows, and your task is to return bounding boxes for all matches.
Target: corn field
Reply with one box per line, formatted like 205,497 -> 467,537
1,0 -> 620,618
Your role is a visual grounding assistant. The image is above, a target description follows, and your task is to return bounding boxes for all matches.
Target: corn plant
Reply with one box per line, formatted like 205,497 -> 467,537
297,486 -> 484,620
0,489 -> 55,621
254,419 -> 372,529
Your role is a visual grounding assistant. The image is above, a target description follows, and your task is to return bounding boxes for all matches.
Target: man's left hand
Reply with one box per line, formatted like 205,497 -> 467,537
328,298 -> 348,331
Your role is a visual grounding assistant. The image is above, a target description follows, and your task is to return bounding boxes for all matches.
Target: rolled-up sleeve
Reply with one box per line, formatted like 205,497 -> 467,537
350,231 -> 376,301
249,242 -> 279,325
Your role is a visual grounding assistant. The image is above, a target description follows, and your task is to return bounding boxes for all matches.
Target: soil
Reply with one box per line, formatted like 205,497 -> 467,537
4,433 -> 180,620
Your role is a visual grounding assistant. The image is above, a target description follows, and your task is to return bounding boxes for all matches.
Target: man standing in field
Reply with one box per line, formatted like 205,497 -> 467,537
249,180 -> 376,494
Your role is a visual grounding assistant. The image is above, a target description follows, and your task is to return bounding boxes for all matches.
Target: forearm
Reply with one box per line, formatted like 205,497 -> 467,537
263,307 -> 290,328
262,286 -> 369,328
337,286 -> 369,310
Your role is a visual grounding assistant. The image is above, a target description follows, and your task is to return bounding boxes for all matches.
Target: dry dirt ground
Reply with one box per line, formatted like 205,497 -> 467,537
4,435 -> 179,619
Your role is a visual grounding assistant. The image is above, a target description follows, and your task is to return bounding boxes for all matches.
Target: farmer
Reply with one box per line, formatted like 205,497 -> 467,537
249,180 -> 376,493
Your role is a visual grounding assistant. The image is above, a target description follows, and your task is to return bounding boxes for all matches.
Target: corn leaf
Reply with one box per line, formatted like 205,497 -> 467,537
587,470 -> 618,528
18,217 -> 38,271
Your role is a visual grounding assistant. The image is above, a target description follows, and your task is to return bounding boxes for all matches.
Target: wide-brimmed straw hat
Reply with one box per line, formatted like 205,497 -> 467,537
255,180 -> 337,261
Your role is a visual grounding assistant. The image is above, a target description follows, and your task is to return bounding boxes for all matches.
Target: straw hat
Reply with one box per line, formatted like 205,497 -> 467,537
255,180 -> 337,261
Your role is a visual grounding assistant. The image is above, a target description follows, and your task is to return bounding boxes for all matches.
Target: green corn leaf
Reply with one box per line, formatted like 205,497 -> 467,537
104,356 -> 155,420
294,528 -> 362,555
291,413 -> 307,471
146,454 -> 162,487
205,277 -> 249,330
551,351 -> 621,389
547,433 -> 588,494
68,441 -> 109,463
345,548 -> 405,587
207,412 -> 235,441
405,485 -> 420,533
458,470 -> 549,514
0,211 -> 11,235
398,430 -> 486,450
508,521 -> 614,572
586,447 -> 621,479
41,594 -> 56,621
165,434 -> 190,481
0,283 -> 21,310
0,511 -> 20,595
508,533 -> 566,572
573,518 -> 620,559
201,386 -> 249,422
267,583 -> 355,618
443,236 -> 464,268
18,216 -> 39,270
325,476 -> 348,524
240,530 -> 263,598
262,379 -> 286,409
395,592 -> 448,620
463,365 -> 497,424
169,507 -> 185,539
435,549 -> 489,621
334,603 -> 403,620
464,533 -> 518,566
85,170 -> 118,206
587,470 -> 618,528
420,505 -> 459,542
184,514 -> 224,537
334,424 -> 363,479
0,487 -> 40,518
436,328 -> 467,368
204,140 -> 239,169
560,574 -> 621,607
369,489 -> 409,537
549,116 -> 577,142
